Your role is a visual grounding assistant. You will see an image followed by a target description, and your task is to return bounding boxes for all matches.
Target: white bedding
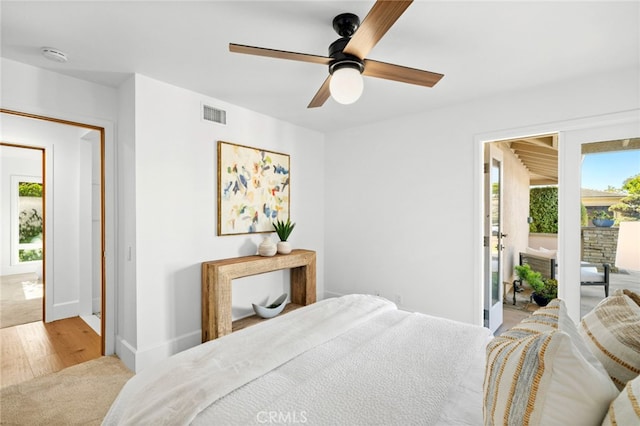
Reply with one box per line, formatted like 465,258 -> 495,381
104,295 -> 491,425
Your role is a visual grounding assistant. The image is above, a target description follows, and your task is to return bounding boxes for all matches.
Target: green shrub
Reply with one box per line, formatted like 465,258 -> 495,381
19,209 -> 42,243
19,249 -> 42,262
18,182 -> 42,197
529,186 -> 558,233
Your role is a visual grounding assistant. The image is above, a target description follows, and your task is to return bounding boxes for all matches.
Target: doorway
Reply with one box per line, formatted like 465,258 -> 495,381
0,110 -> 105,354
482,134 -> 559,332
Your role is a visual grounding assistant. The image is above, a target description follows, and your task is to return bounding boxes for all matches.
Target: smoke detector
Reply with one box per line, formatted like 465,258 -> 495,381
41,47 -> 68,63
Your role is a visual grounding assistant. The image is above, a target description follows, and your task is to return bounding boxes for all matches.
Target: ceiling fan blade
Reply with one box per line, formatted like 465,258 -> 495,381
343,0 -> 413,59
307,76 -> 332,108
363,59 -> 444,87
229,43 -> 331,65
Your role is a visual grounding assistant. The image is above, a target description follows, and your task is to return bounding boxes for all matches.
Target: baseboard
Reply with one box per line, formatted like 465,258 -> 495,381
50,300 -> 79,321
115,336 -> 137,372
117,330 -> 202,373
80,314 -> 101,335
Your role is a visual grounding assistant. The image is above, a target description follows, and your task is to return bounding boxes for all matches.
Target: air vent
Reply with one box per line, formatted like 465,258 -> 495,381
202,104 -> 226,125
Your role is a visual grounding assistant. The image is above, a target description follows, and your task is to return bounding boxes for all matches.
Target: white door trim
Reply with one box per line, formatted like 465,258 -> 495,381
474,109 -> 640,325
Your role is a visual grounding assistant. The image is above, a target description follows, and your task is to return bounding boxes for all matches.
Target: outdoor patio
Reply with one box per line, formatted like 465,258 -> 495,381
501,269 -> 640,332
579,269 -> 640,317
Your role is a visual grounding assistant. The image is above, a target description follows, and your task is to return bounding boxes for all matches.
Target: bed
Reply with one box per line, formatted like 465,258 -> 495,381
103,291 -> 640,425
103,294 -> 492,425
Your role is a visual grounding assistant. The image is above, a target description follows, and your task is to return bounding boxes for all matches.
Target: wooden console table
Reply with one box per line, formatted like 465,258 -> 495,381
201,249 -> 316,342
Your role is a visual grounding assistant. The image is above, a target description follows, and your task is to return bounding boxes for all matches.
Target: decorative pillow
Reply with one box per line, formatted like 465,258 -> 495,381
499,299 -> 606,374
601,375 -> 640,425
579,289 -> 640,390
623,289 -> 640,307
485,299 -> 619,426
539,247 -> 558,257
485,330 -> 619,425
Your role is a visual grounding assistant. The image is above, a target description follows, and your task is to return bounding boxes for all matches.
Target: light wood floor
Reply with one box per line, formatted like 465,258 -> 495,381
0,317 -> 101,388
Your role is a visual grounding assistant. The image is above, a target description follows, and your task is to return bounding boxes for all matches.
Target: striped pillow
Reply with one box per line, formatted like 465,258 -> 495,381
499,299 -> 606,374
485,300 -> 619,426
485,330 -> 619,426
602,375 -> 640,425
579,289 -> 640,390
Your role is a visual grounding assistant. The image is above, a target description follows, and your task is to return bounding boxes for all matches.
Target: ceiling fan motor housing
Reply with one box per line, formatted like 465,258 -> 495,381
328,37 -> 364,75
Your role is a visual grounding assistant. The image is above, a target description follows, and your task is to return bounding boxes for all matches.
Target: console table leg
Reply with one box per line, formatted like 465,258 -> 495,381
291,262 -> 316,306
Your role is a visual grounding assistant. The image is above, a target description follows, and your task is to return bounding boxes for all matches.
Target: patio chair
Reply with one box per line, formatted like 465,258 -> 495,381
579,262 -> 610,297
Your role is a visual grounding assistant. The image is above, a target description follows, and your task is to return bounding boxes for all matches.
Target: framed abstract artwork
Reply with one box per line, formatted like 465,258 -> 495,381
217,141 -> 290,235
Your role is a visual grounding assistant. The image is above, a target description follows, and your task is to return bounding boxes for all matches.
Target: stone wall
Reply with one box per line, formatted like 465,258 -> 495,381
581,227 -> 619,272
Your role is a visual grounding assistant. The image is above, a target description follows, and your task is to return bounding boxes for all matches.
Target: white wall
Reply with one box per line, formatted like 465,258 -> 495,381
116,76 -> 138,366
78,129 -> 102,318
324,66 -> 640,324
120,74 -> 325,371
501,144 -> 531,284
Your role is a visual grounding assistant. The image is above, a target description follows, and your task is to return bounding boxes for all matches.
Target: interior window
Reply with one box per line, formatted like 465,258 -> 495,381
16,179 -> 43,263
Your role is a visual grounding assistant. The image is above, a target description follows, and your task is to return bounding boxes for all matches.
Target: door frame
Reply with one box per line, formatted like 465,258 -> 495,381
473,110 -> 640,326
1,109 -> 107,354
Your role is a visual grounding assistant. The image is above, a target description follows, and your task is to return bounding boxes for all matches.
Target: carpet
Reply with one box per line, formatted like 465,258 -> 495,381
0,356 -> 133,425
0,274 -> 42,329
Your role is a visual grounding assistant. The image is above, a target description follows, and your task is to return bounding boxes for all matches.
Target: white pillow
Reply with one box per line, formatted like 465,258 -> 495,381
539,247 -> 557,255
526,246 -> 557,259
485,300 -> 619,426
601,375 -> 640,425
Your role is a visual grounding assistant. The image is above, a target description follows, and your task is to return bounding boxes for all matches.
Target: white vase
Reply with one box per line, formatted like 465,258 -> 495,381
277,241 -> 292,254
258,235 -> 277,256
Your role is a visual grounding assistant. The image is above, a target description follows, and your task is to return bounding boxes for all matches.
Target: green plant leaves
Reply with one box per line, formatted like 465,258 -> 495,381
273,218 -> 295,241
530,187 -> 558,233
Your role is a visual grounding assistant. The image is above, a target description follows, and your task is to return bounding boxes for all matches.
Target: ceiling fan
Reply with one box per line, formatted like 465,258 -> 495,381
229,0 -> 444,108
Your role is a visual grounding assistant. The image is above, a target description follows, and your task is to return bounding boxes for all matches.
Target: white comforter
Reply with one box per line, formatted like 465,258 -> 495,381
104,295 -> 491,425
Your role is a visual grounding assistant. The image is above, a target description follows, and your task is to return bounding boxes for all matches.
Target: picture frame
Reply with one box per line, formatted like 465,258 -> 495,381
217,141 -> 290,235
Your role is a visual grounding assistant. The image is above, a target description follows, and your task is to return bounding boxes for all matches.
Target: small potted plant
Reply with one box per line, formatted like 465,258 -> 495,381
273,218 -> 295,254
514,264 -> 558,306
591,210 -> 614,227
531,278 -> 558,306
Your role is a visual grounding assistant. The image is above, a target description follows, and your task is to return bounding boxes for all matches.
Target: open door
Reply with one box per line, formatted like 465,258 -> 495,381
484,144 -> 504,332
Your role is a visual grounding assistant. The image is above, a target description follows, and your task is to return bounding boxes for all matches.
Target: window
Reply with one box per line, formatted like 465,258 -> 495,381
15,178 -> 43,263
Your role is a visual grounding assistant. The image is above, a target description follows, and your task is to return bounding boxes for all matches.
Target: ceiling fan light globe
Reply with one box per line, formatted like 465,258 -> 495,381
329,67 -> 363,105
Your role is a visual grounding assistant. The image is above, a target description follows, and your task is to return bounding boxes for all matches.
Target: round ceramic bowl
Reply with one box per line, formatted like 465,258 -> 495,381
252,293 -> 287,319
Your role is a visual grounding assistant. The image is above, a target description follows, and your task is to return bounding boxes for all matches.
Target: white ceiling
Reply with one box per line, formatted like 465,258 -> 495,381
1,1 -> 638,133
